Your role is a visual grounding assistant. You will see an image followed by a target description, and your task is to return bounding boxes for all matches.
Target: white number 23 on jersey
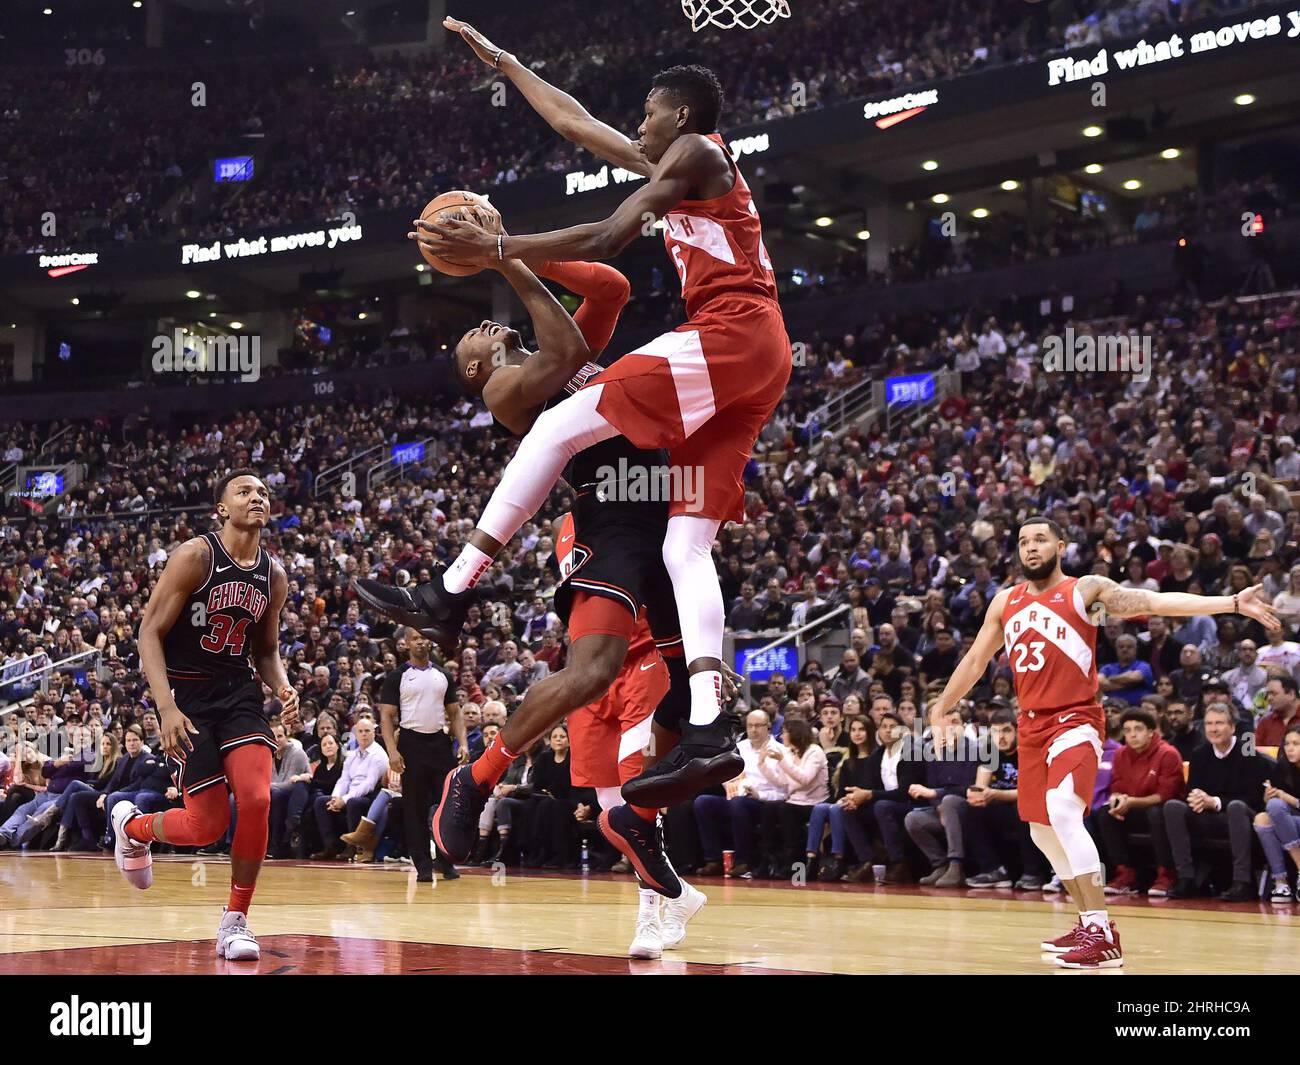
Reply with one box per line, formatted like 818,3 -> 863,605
1012,640 -> 1046,673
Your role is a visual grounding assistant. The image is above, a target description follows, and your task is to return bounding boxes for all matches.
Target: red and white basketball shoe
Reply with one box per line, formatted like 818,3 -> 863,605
1054,921 -> 1124,969
1040,919 -> 1087,954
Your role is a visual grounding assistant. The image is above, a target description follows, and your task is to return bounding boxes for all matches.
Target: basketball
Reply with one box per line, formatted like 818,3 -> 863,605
418,190 -> 498,276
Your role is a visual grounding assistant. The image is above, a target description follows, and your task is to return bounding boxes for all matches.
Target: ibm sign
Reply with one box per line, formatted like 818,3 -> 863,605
885,373 -> 936,408
737,644 -> 798,682
214,156 -> 254,183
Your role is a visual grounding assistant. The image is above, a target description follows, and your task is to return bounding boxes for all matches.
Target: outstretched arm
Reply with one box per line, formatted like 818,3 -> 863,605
927,592 -> 1010,731
413,134 -> 714,265
443,18 -> 653,177
1078,575 -> 1280,629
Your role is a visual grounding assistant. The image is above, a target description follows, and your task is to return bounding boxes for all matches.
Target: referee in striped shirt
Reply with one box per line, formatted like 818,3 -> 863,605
379,628 -> 467,882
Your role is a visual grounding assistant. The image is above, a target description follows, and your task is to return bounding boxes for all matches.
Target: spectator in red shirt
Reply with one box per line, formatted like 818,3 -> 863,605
1094,707 -> 1186,897
1256,675 -> 1300,750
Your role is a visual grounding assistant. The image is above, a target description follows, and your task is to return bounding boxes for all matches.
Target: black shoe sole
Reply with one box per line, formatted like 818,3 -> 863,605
430,766 -> 482,864
351,580 -> 459,653
597,810 -> 681,899
620,750 -> 744,808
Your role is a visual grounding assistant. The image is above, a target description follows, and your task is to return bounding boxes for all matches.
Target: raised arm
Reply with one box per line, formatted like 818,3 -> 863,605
927,591 -> 1011,731
481,260 -> 593,434
1078,575 -> 1280,629
414,134 -> 714,265
443,18 -> 652,177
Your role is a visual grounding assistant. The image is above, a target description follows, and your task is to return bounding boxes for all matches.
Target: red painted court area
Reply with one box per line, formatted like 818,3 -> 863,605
0,935 -> 806,976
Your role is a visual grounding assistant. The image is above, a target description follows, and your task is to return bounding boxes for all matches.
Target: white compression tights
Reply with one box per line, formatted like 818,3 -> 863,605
476,384 -> 617,544
661,514 -> 724,664
1029,773 -> 1102,881
661,514 -> 725,725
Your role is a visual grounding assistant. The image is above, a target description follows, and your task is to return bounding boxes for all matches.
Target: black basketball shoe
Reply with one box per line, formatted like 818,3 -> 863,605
430,765 -> 490,864
620,713 -> 743,808
598,805 -> 682,899
352,565 -> 471,653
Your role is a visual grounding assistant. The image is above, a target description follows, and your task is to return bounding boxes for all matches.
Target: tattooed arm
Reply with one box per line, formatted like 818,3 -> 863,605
1078,575 -> 1281,630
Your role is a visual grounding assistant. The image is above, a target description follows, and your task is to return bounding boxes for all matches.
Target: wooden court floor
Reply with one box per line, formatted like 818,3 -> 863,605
2,853 -> 1296,975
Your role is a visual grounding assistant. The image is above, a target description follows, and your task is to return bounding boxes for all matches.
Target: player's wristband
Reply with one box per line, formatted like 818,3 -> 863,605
497,234 -> 505,261
1233,593 -> 1239,614
492,48 -> 504,67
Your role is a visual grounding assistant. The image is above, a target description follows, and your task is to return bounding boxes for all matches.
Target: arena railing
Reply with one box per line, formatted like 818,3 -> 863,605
807,376 -> 883,455
365,436 -> 446,496
0,648 -> 104,709
38,424 -> 76,458
40,503 -> 211,528
737,603 -> 851,703
315,443 -> 388,500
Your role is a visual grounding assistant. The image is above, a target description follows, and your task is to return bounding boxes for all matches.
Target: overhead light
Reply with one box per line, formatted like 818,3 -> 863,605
1160,148 -> 1181,160
357,312 -> 367,320
921,160 -> 939,172
1082,125 -> 1103,138
43,7 -> 52,14
931,193 -> 949,204
855,229 -> 870,241
70,297 -> 79,305
185,289 -> 201,299
971,208 -> 989,219
1084,163 -> 1104,174
132,0 -> 142,7
813,216 -> 833,227
229,321 -> 244,329
208,312 -> 217,318
1000,180 -> 1020,192
440,343 -> 448,350
414,263 -> 426,272
1123,179 -> 1142,190
1234,93 -> 1255,106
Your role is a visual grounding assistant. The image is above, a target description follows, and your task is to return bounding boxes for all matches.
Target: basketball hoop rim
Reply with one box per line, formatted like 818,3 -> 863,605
680,0 -> 792,32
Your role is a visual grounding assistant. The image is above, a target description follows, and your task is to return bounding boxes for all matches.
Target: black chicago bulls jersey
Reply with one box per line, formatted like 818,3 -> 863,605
163,531 -> 271,683
537,363 -> 669,528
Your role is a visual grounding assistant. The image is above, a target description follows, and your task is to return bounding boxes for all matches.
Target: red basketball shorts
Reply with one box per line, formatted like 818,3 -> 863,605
567,640 -> 669,789
1016,704 -> 1104,826
586,294 -> 791,524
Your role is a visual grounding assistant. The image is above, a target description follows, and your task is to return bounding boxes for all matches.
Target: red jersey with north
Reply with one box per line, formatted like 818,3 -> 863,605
587,132 -> 792,524
1000,576 -> 1101,715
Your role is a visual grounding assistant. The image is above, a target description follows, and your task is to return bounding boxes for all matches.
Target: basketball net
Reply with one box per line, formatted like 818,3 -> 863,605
680,0 -> 791,31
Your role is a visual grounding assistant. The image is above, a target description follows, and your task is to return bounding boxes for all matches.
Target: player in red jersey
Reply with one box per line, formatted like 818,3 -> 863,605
360,19 -> 791,815
552,514 -> 708,958
928,516 -> 1279,969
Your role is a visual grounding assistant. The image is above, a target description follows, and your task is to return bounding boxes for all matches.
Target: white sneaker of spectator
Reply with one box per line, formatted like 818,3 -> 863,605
215,909 -> 260,961
1042,873 -> 1064,893
110,800 -> 153,890
628,888 -> 664,959
662,881 -> 707,949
